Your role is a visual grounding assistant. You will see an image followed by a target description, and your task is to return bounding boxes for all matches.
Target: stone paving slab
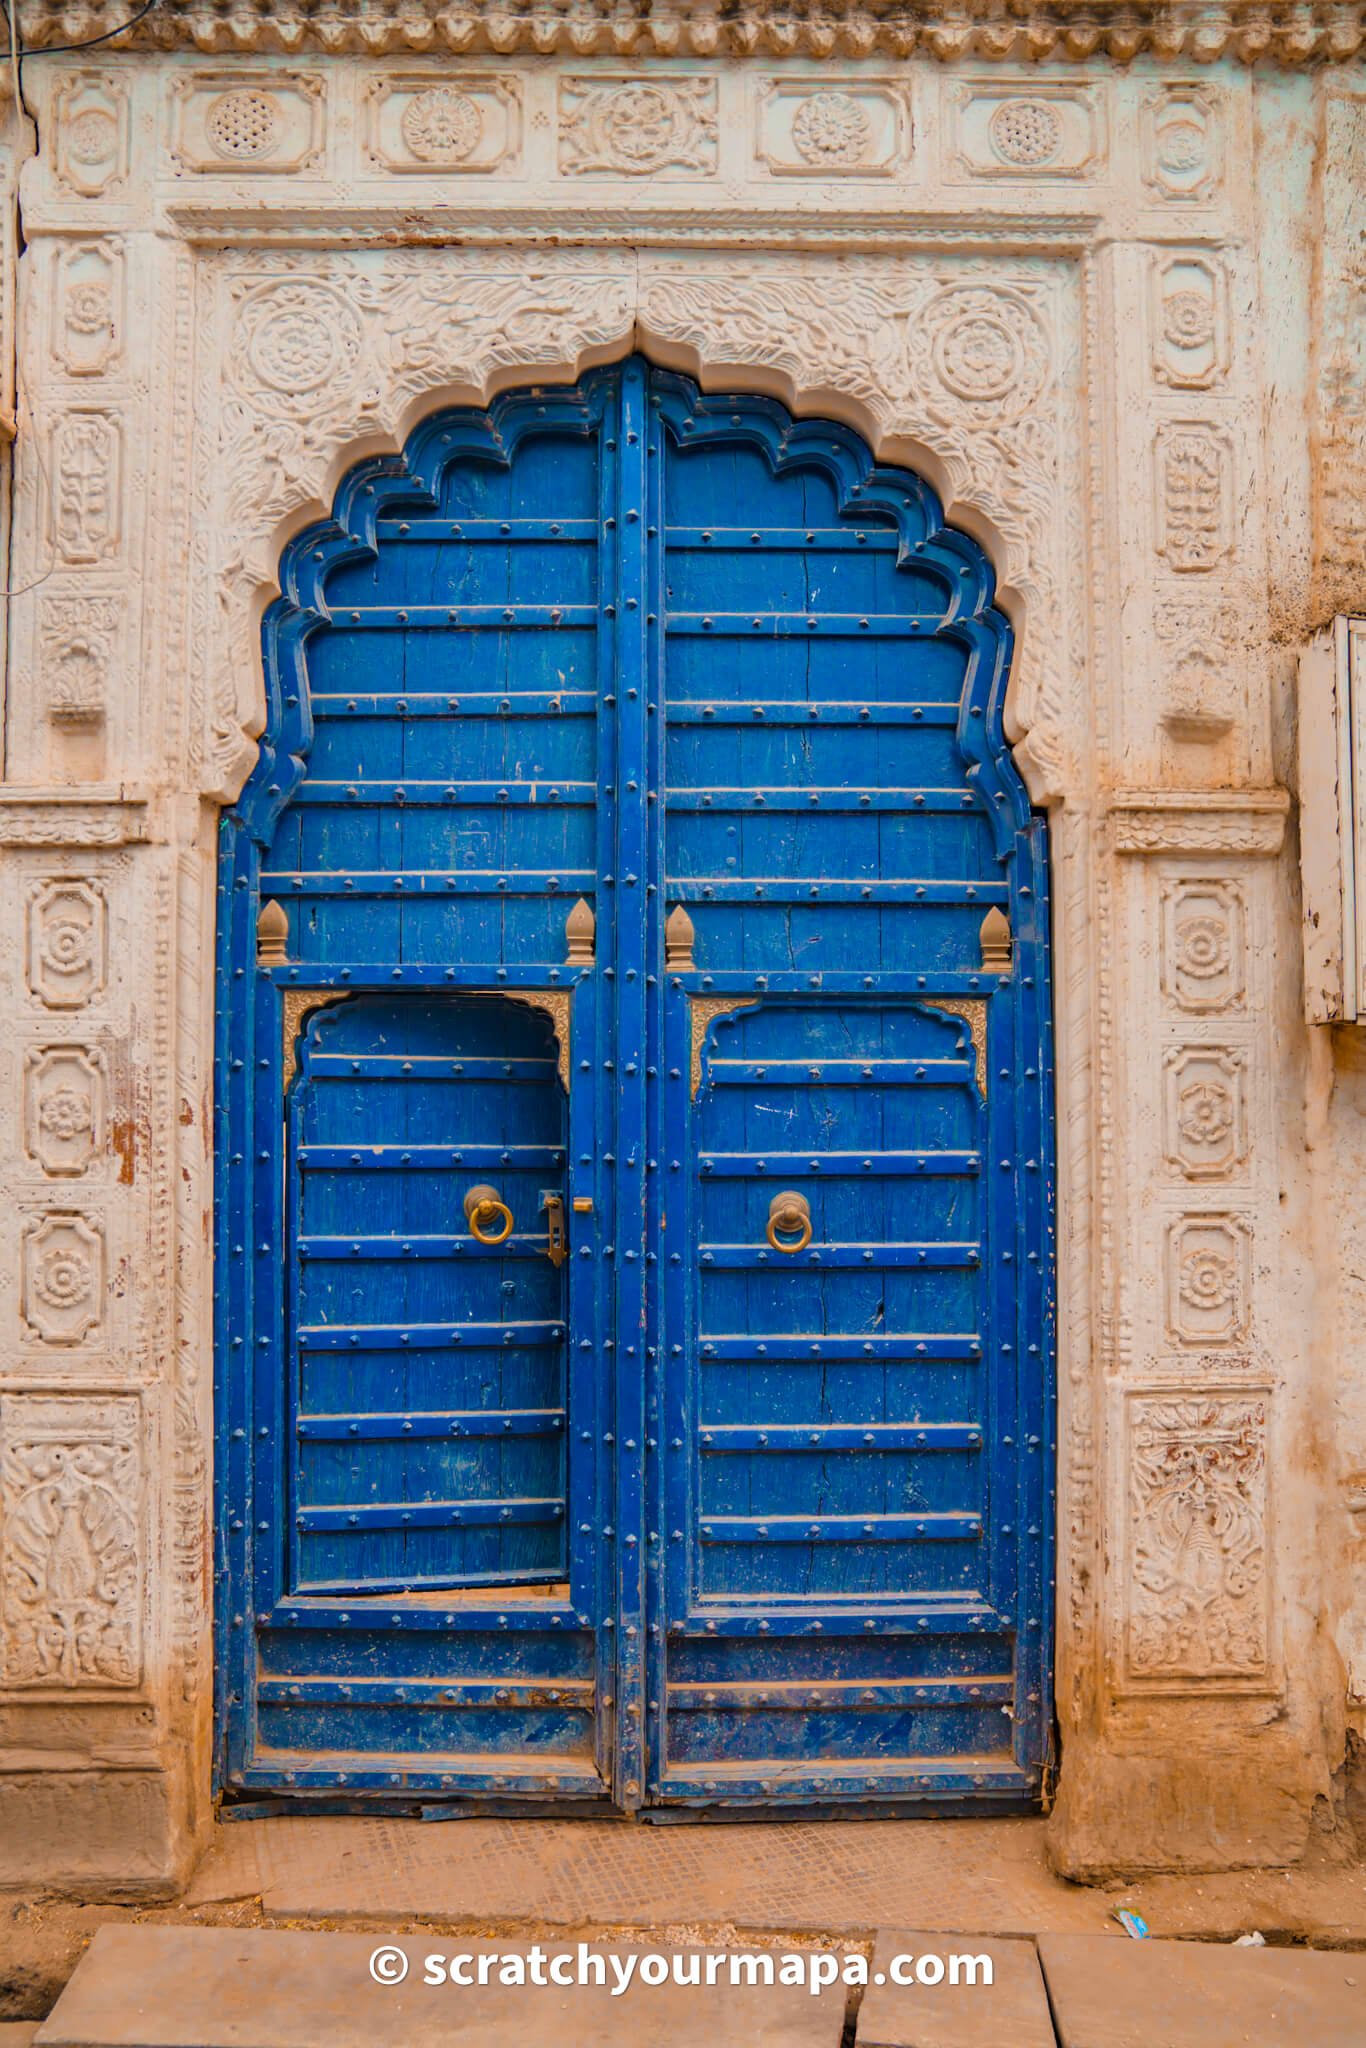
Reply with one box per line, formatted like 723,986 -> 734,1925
33,1926 -> 849,2048
1037,1933 -> 1366,2047
0,2027 -> 38,2046
854,1932 -> 1054,2047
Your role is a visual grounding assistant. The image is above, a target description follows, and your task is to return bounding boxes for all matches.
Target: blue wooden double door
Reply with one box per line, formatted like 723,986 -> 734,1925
216,358 -> 1055,1811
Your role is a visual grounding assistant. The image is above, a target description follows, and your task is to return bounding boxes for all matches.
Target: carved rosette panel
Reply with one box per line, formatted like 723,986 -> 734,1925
24,1046 -> 106,1178
1125,1393 -> 1268,1684
1160,877 -> 1245,1014
228,277 -> 365,420
558,76 -> 718,175
51,412 -> 122,567
39,596 -> 118,729
26,880 -> 108,1010
51,73 -> 128,201
0,1394 -> 142,1692
1154,421 -> 1233,573
21,1212 -> 106,1346
170,72 -> 325,175
1141,84 -> 1223,203
1150,255 -> 1228,391
1162,1045 -> 1247,1181
755,82 -> 910,178
948,82 -> 1105,180
54,242 -> 122,379
1165,1212 -> 1250,1345
362,74 -> 521,174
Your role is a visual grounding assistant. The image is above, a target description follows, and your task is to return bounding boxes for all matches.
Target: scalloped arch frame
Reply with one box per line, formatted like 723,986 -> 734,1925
234,360 -> 1034,860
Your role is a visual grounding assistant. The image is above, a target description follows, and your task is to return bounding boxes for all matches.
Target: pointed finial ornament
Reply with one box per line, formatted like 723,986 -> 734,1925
980,905 -> 1012,972
257,898 -> 289,966
565,898 -> 595,964
665,904 -> 696,972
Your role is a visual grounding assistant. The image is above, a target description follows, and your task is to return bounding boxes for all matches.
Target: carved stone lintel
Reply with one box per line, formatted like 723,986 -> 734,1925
1110,790 -> 1289,857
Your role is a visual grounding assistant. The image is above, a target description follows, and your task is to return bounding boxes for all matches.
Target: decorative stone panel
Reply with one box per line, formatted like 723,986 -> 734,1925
754,80 -> 911,178
51,412 -> 122,567
1162,1046 -> 1248,1182
1140,83 -> 1224,204
557,76 -> 718,176
26,880 -> 108,1011
0,1392 -> 142,1693
39,597 -> 118,730
20,1211 -> 106,1346
50,72 -> 128,201
1150,254 -> 1228,391
1154,421 -> 1233,573
361,74 -> 521,174
1125,1391 -> 1269,1685
946,80 -> 1105,181
53,242 -> 122,379
24,1046 -> 106,1179
169,73 -> 325,176
1159,876 -> 1246,1014
1165,1212 -> 1251,1346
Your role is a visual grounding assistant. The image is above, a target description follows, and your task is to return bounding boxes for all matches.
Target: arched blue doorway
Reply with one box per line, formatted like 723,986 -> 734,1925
215,358 -> 1055,1812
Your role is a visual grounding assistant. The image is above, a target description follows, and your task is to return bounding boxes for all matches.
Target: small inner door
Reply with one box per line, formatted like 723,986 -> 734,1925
288,993 -> 570,1598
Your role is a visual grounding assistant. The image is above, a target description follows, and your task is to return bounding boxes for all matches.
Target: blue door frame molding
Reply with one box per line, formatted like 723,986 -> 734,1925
214,358 -> 1057,1812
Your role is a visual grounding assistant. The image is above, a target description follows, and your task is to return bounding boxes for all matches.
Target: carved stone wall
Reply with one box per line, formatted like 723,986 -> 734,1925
0,33 -> 1353,1888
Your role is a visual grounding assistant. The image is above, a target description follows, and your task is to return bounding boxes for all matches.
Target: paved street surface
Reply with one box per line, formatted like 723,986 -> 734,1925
27,1923 -> 1366,2046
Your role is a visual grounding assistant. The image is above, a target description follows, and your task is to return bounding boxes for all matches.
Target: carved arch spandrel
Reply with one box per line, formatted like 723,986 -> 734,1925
199,249 -> 1079,811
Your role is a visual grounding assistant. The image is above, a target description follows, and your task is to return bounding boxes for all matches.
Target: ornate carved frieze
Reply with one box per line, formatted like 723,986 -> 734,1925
20,1211 -> 106,1346
1140,83 -> 1224,203
947,80 -> 1104,181
1125,1391 -> 1269,1685
1162,1046 -> 1248,1183
24,1047 -> 106,1180
361,73 -> 521,175
558,76 -> 718,177
12,3 -> 1365,65
1112,792 -> 1288,857
754,81 -> 911,178
0,797 -> 147,848
1165,1212 -> 1251,1345
1159,876 -> 1246,1012
170,72 -> 325,176
0,1392 -> 142,1692
1150,254 -> 1228,391
1154,421 -> 1233,573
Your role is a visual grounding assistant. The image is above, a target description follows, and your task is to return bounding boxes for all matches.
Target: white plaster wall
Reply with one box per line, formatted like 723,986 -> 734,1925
0,32 -> 1356,1890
